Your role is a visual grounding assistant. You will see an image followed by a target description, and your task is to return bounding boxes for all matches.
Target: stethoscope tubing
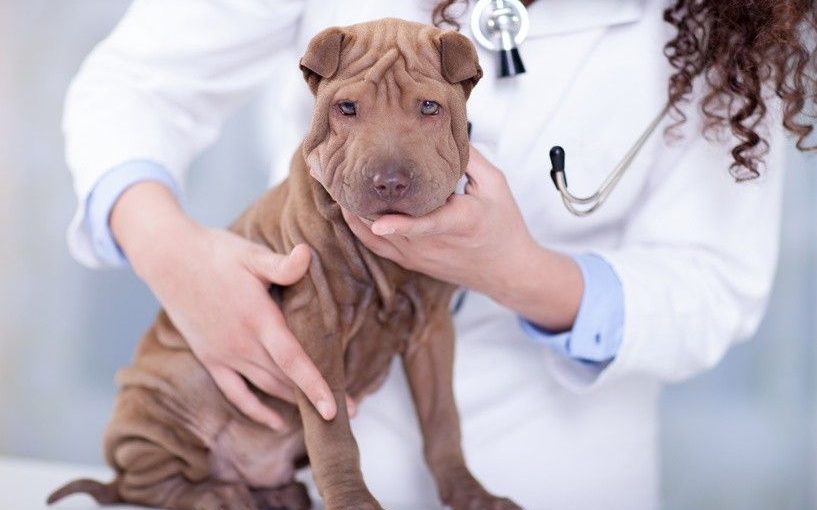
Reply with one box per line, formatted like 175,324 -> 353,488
550,104 -> 670,217
471,0 -> 670,217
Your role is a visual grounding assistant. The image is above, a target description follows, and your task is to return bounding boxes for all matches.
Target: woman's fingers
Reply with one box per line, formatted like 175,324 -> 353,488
242,360 -> 356,418
370,195 -> 478,238
208,364 -> 287,430
238,360 -> 298,405
246,243 -> 312,285
257,305 -> 338,421
241,357 -> 355,417
239,240 -> 338,421
342,209 -> 406,262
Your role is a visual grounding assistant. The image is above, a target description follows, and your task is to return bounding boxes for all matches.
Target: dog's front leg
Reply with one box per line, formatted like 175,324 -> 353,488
402,308 -> 522,510
287,316 -> 382,510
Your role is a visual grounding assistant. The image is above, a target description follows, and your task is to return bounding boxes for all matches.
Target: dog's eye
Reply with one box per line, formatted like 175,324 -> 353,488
420,100 -> 440,116
338,101 -> 357,116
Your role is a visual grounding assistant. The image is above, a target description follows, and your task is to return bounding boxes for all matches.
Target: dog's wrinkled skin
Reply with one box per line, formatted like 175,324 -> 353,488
49,19 -> 520,510
301,21 -> 477,219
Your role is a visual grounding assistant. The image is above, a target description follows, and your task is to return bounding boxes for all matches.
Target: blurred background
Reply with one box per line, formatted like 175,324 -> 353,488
1,2 -> 815,509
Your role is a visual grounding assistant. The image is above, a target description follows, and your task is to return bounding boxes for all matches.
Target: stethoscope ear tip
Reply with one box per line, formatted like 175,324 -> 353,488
549,146 -> 565,170
549,145 -> 566,188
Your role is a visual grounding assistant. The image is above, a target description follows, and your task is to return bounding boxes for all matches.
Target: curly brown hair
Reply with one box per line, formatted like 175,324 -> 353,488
433,0 -> 817,179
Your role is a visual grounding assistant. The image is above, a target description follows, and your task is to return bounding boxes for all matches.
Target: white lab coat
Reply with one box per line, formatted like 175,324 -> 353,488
63,1 -> 784,509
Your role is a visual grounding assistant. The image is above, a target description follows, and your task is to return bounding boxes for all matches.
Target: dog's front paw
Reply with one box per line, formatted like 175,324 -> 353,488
324,489 -> 383,510
325,504 -> 382,510
447,489 -> 522,510
441,468 -> 522,510
449,494 -> 522,510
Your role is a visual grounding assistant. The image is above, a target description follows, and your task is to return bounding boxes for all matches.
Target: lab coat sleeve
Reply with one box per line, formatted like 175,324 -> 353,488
64,0 -> 306,268
548,119 -> 785,389
519,254 -> 625,364
85,161 -> 181,267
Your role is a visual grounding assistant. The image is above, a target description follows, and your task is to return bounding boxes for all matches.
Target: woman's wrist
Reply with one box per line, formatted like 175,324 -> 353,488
490,238 -> 584,332
110,181 -> 198,280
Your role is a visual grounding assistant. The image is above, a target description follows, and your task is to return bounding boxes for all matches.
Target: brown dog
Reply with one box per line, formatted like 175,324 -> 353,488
49,19 -> 521,510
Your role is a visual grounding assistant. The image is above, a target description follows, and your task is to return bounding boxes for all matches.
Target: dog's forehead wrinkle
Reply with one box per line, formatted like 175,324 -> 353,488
395,24 -> 441,69
362,48 -> 399,85
337,22 -> 443,84
385,73 -> 401,105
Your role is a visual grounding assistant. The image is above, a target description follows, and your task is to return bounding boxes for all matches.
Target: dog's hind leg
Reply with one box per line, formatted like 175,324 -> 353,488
99,385 -> 261,510
48,435 -> 259,510
112,436 -> 261,510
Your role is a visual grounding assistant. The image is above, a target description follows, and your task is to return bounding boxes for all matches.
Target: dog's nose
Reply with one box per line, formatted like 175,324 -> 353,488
372,167 -> 410,201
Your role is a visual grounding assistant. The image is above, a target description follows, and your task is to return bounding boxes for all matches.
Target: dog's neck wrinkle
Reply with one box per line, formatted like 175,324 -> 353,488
303,161 -> 409,315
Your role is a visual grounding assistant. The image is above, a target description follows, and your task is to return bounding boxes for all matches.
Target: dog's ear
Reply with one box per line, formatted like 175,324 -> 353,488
300,27 -> 346,95
438,31 -> 483,99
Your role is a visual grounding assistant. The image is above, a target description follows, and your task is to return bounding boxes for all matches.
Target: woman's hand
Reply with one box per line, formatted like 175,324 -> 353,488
111,182 -> 352,430
343,146 -> 584,331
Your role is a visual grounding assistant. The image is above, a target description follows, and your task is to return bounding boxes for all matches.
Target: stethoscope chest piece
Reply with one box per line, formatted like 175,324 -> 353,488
470,0 -> 530,77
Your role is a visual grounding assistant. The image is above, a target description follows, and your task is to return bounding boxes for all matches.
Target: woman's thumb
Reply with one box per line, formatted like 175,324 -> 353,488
250,243 -> 312,285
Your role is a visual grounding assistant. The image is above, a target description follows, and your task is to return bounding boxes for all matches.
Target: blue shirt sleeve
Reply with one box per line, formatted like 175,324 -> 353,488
519,253 -> 624,364
85,160 -> 182,267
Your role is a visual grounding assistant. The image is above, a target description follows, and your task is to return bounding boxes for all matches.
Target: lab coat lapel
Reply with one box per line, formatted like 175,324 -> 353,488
464,0 -> 646,172
463,0 -> 651,244
525,0 -> 646,38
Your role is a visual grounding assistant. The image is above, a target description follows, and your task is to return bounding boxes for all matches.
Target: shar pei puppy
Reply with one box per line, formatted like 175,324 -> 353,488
49,18 -> 521,510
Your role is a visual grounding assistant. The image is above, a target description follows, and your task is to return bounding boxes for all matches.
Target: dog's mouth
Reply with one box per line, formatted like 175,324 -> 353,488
359,208 -> 411,223
376,208 -> 406,216
357,189 -> 460,222
353,200 -> 418,222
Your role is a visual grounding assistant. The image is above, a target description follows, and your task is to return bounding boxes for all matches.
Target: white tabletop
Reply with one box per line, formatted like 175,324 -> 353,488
0,456 -> 340,510
0,456 -> 149,510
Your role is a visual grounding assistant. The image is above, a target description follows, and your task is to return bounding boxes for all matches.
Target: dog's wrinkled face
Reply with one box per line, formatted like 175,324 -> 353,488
300,19 -> 482,219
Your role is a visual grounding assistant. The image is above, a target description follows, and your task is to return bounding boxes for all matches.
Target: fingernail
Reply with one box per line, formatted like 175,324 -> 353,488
316,399 -> 334,420
372,224 -> 395,236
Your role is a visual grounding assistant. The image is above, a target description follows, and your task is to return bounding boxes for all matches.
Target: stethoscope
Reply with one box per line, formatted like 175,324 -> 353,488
470,0 -> 669,217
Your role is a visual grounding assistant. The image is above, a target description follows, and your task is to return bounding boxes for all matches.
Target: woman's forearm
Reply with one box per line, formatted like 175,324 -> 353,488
109,181 -> 197,280
489,241 -> 584,332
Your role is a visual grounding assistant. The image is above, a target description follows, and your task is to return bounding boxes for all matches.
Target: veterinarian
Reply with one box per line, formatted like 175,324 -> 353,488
63,0 -> 815,508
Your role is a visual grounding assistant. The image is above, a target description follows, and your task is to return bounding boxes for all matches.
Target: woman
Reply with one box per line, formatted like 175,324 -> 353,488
64,0 -> 816,508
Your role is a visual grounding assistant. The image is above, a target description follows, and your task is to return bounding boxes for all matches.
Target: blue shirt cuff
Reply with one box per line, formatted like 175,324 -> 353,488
85,160 -> 181,267
519,253 -> 624,364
